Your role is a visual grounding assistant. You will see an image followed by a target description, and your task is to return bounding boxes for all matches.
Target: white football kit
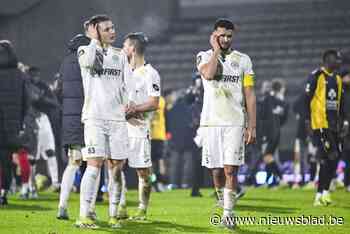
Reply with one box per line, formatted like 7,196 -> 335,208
196,49 -> 255,168
127,64 -> 161,168
78,39 -> 133,160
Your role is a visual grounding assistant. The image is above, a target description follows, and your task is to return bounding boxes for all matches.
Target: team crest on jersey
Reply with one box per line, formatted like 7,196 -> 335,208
112,55 -> 119,62
153,84 -> 160,91
231,61 -> 239,69
229,54 -> 241,69
197,55 -> 202,66
78,49 -> 85,57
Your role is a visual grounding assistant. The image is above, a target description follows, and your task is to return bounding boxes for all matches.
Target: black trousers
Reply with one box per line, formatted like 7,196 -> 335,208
0,149 -> 12,192
313,129 -> 339,192
191,146 -> 202,194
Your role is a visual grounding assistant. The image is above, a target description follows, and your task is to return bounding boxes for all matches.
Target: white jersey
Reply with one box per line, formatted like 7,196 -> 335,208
78,39 -> 133,122
196,49 -> 254,127
127,64 -> 161,138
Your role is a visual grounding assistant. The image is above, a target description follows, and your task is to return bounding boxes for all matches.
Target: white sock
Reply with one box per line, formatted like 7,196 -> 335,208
322,190 -> 329,196
119,171 -> 127,207
138,177 -> 151,211
29,164 -> 36,191
294,162 -> 301,183
21,183 -> 29,194
108,168 -> 122,217
80,166 -> 99,218
89,170 -> 101,212
223,188 -> 236,217
47,157 -> 59,186
315,192 -> 322,200
215,187 -> 224,207
58,164 -> 78,208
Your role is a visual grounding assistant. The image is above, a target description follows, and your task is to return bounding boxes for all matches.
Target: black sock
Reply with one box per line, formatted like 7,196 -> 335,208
318,160 -> 328,193
324,159 -> 338,191
309,161 -> 317,182
265,163 -> 273,183
270,161 -> 282,179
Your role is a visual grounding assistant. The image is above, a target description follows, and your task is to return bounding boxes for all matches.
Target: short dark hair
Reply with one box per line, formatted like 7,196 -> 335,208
124,32 -> 149,55
28,66 -> 40,75
87,14 -> 111,26
271,80 -> 282,92
323,49 -> 341,62
214,18 -> 235,30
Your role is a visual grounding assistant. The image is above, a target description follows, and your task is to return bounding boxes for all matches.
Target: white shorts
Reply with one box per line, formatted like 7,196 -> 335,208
68,146 -> 83,161
35,128 -> 56,160
128,137 -> 152,168
201,126 -> 245,168
82,120 -> 129,160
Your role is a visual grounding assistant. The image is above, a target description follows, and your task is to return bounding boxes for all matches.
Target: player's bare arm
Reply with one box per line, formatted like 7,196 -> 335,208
244,86 -> 256,144
198,32 -> 221,80
126,96 -> 159,118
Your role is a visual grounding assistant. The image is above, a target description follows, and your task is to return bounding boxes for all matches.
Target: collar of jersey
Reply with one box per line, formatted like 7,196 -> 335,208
321,67 -> 334,76
210,48 -> 232,55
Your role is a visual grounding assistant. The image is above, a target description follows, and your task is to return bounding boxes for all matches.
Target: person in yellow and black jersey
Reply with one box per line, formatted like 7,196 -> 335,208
150,96 -> 168,192
305,49 -> 343,206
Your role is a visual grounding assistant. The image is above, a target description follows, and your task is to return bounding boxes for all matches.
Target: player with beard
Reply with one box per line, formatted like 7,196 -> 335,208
196,18 -> 256,229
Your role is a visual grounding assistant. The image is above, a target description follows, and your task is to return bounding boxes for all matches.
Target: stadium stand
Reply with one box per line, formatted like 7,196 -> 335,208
147,0 -> 350,90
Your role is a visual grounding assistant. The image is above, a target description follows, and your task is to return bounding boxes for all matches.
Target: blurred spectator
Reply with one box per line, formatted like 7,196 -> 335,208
150,95 -> 168,192
49,73 -> 63,165
292,93 -> 317,189
166,91 -> 193,189
24,66 -> 61,195
259,79 -> 289,187
185,72 -> 204,197
340,69 -> 350,192
0,40 -> 27,205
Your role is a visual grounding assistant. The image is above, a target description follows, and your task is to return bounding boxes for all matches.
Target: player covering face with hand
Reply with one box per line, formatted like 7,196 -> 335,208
196,18 -> 256,230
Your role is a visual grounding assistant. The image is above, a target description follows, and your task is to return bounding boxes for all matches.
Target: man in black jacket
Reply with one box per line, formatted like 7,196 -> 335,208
259,80 -> 289,187
25,66 -> 61,197
0,40 -> 27,205
57,33 -> 91,219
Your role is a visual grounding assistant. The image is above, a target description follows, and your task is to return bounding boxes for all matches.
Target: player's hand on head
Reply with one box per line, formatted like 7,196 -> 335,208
87,24 -> 100,41
210,32 -> 221,52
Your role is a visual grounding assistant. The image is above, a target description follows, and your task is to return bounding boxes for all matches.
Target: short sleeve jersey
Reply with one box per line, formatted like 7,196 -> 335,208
196,49 -> 254,126
127,64 -> 161,138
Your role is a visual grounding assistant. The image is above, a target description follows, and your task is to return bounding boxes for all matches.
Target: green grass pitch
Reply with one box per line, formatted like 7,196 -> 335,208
0,187 -> 349,233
